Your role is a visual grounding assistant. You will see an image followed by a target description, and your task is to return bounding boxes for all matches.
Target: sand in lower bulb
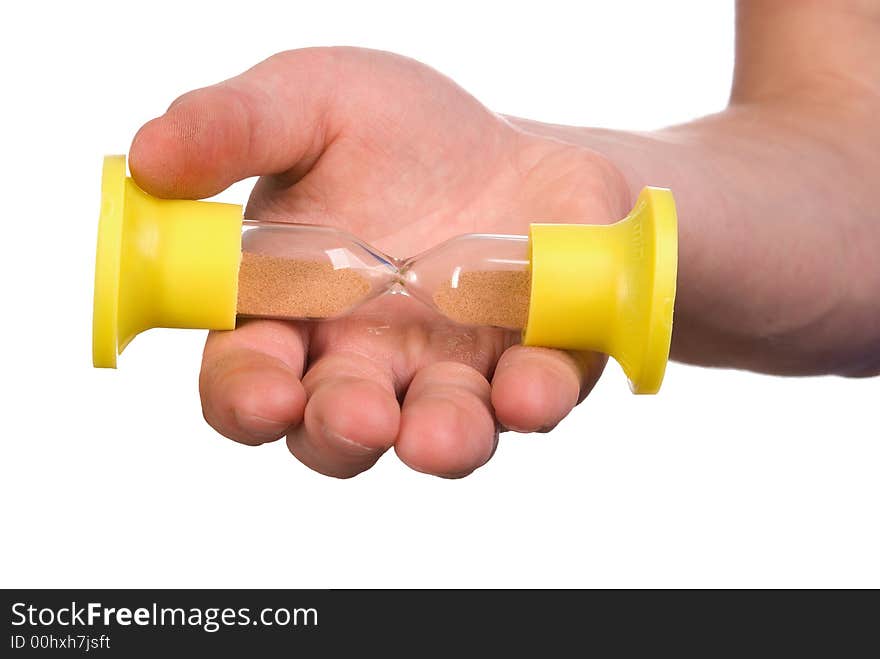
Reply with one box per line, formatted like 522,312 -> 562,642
237,252 -> 372,318
432,270 -> 531,328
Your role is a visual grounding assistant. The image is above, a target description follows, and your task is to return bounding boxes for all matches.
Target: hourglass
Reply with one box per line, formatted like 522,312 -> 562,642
93,156 -> 677,393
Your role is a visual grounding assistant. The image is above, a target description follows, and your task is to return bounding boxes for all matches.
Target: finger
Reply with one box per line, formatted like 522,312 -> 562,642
129,49 -> 341,198
396,362 -> 497,479
287,351 -> 400,479
491,346 -> 605,433
200,319 -> 308,446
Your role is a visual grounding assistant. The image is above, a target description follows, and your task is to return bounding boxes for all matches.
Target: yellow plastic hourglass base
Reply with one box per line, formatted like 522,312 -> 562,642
92,156 -> 243,368
523,187 -> 678,394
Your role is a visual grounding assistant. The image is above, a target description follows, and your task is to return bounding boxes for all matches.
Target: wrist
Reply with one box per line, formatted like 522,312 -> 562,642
507,107 -> 880,376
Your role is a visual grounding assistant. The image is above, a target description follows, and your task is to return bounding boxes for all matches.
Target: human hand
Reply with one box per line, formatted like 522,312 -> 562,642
129,47 -> 630,478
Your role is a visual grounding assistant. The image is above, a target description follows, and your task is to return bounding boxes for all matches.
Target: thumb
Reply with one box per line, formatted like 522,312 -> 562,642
128,48 -> 341,199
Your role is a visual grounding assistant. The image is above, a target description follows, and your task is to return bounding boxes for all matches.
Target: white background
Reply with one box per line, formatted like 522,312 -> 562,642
1,0 -> 877,588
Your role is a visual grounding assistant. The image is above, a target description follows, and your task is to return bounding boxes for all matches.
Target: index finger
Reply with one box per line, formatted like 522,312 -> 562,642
200,319 -> 309,446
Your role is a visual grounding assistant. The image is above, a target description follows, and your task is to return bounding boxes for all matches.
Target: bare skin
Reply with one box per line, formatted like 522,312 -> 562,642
129,0 -> 880,478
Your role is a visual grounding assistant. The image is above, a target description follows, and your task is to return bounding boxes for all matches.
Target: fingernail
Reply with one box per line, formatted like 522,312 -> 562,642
234,411 -> 289,440
321,425 -> 375,454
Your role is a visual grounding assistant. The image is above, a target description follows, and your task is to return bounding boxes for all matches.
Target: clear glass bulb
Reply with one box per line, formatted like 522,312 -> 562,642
236,220 -> 531,329
401,234 -> 530,329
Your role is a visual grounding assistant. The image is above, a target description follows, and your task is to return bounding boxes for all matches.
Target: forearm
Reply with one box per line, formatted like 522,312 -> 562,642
510,1 -> 880,376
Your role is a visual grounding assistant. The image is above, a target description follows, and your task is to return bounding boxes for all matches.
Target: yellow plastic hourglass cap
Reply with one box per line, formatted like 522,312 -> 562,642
523,187 -> 678,394
92,155 -> 243,368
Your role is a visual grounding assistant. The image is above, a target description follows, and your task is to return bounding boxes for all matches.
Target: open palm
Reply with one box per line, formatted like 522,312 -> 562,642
131,47 -> 629,477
